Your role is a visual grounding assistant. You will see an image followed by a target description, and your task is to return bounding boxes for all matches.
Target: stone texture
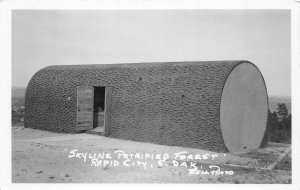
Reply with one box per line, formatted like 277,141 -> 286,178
25,61 -> 253,152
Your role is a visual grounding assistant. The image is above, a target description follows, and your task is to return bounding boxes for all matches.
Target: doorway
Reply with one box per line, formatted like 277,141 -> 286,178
93,87 -> 105,132
76,85 -> 113,136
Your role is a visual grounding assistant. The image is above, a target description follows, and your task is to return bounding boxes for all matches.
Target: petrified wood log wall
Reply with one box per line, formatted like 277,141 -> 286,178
25,61 -> 268,152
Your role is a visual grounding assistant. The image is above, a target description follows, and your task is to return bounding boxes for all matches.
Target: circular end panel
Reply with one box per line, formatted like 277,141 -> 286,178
220,62 -> 268,153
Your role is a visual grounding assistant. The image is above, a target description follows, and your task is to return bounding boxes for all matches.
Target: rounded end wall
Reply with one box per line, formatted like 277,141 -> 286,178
220,62 -> 268,153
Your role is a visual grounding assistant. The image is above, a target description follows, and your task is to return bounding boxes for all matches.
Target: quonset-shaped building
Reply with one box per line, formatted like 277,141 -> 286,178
25,61 -> 268,153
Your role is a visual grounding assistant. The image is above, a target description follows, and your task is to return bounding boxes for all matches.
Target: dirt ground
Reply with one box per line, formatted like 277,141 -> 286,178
12,126 -> 291,183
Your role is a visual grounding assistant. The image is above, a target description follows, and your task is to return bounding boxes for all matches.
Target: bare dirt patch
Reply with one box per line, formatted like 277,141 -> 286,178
12,126 -> 291,183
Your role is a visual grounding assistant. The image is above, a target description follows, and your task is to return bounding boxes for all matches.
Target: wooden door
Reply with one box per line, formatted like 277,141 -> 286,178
76,86 -> 94,131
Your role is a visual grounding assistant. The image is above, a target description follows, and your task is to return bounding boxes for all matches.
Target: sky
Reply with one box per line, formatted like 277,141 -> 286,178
12,10 -> 291,97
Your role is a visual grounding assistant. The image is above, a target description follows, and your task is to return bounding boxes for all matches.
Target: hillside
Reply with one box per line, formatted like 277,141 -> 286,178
12,87 -> 26,106
12,87 -> 26,97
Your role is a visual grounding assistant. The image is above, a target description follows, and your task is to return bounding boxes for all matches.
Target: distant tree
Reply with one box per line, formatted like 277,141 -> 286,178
268,108 -> 292,144
282,113 -> 292,132
287,113 -> 291,123
272,111 -> 278,120
277,103 -> 288,118
268,110 -> 279,130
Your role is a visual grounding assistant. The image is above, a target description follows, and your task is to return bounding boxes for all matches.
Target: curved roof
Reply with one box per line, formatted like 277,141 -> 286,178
24,60 -> 267,152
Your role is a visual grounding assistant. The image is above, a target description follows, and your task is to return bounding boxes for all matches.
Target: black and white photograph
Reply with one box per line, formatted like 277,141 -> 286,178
1,0 -> 300,188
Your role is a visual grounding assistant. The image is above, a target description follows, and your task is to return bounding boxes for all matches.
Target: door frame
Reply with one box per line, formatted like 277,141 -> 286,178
76,85 -> 113,136
91,85 -> 113,136
102,86 -> 113,136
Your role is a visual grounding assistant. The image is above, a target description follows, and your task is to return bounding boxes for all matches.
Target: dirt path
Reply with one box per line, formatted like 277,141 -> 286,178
12,126 -> 291,183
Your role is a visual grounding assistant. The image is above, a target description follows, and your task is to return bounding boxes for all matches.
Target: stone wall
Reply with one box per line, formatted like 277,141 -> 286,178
25,61 -> 250,152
